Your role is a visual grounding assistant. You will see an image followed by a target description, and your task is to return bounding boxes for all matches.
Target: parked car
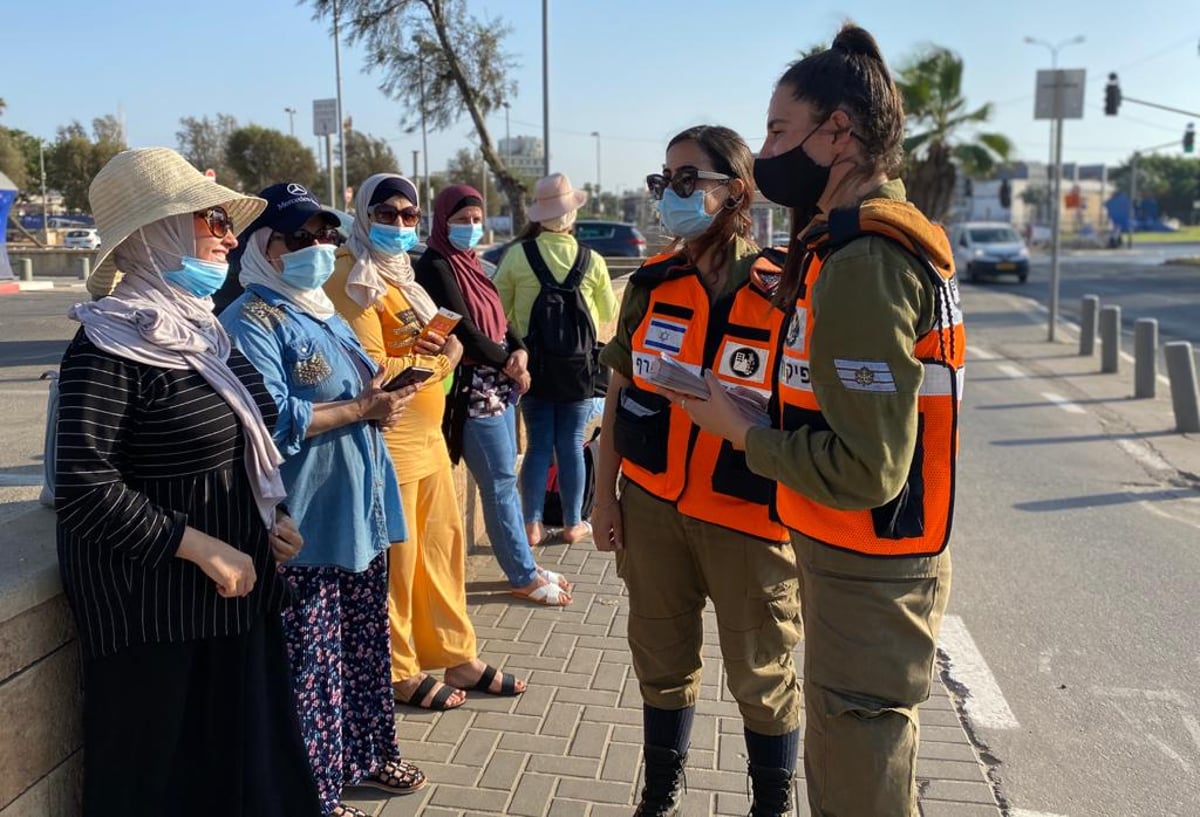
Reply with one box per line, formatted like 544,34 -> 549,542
63,229 -> 101,250
949,222 -> 1030,283
481,220 -> 647,267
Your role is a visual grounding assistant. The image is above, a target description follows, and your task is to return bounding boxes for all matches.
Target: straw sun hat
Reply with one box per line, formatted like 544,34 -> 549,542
525,173 -> 588,223
85,147 -> 266,297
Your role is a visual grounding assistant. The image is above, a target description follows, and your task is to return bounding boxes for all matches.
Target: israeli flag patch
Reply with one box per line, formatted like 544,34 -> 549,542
834,358 -> 897,393
645,317 -> 687,354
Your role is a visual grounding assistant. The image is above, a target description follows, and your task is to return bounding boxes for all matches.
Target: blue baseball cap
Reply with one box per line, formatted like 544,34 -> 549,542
239,182 -> 339,238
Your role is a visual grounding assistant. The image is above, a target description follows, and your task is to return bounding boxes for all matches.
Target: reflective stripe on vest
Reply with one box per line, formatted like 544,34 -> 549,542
775,244 -> 965,557
620,265 -> 788,542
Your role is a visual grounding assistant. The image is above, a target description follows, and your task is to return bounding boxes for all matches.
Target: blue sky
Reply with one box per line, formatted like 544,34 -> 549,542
3,0 -> 1198,199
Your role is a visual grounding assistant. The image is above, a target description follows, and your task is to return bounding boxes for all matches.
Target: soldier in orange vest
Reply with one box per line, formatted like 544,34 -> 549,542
681,24 -> 964,817
593,126 -> 800,817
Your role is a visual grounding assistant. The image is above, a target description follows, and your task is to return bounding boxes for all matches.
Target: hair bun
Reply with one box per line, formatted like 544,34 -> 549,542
831,24 -> 884,61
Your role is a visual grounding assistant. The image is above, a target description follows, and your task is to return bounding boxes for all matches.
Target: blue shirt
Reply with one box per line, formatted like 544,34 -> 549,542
221,285 -> 406,572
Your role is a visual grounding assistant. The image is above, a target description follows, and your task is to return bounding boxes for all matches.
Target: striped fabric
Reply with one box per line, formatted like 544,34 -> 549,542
55,329 -> 289,658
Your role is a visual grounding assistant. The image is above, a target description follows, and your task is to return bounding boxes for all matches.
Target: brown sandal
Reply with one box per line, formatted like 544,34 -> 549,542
357,758 -> 428,795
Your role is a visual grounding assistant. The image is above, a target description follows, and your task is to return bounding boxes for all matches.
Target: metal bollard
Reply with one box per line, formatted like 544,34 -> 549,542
1163,342 -> 1200,433
18,258 -> 33,282
78,256 -> 91,281
1133,318 -> 1158,399
1080,295 -> 1099,356
1099,305 -> 1121,374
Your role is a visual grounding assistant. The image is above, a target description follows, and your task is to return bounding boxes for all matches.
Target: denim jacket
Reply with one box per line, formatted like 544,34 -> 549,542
221,285 -> 406,572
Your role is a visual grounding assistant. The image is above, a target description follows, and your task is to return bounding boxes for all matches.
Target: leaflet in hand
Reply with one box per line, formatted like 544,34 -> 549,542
645,354 -> 771,427
420,307 -> 462,341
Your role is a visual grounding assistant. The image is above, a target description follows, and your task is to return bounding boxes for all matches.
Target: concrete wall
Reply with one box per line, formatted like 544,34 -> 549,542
7,250 -> 97,281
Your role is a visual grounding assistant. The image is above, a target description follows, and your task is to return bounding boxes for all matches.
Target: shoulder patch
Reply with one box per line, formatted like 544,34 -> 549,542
834,358 -> 897,393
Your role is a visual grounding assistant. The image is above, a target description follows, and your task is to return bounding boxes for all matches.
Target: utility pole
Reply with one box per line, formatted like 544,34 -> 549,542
39,141 -> 48,239
414,36 -> 432,210
412,150 -> 420,181
284,107 -> 297,137
332,0 -> 348,208
542,0 -> 550,176
590,131 -> 601,215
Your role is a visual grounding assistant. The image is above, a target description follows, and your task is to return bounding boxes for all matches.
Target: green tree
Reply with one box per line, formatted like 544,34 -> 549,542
1109,155 -> 1200,225
225,125 -> 319,193
312,0 -> 528,227
896,46 -> 1012,221
0,100 -> 28,190
45,117 -> 128,211
176,114 -> 240,187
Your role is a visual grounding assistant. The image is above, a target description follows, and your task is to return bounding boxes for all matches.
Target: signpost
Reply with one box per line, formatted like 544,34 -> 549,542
1034,69 -> 1086,342
313,98 -> 338,208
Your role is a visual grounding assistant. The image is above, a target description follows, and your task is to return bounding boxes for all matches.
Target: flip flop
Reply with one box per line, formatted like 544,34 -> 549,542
511,580 -> 572,607
538,567 -> 573,592
467,664 -> 525,697
395,675 -> 465,711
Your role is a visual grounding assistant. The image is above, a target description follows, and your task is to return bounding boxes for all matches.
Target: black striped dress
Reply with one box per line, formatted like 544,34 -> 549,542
55,328 -> 290,659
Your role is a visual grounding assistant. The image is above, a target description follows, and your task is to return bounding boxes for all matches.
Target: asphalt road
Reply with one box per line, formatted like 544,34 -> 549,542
952,287 -> 1200,817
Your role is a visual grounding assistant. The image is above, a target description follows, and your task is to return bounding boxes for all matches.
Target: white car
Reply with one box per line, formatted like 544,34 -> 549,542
948,222 -> 1030,284
63,229 -> 101,250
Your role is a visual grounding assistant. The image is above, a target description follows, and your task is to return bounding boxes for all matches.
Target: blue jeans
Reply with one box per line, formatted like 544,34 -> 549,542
460,407 -> 539,588
519,397 -> 592,527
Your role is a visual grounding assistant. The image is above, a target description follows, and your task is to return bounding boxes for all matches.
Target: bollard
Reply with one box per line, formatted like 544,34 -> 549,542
1079,295 -> 1099,356
18,258 -> 33,282
1099,305 -> 1121,374
78,256 -> 91,281
1133,318 -> 1158,399
1163,342 -> 1200,433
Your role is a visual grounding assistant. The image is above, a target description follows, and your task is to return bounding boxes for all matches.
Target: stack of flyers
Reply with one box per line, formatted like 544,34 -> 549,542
644,354 -> 771,427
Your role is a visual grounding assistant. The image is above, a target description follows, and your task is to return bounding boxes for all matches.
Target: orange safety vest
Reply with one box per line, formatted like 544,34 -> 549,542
614,250 -> 789,542
775,200 -> 965,557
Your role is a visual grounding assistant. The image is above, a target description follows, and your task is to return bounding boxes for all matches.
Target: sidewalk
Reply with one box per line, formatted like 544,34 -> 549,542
341,532 -> 1002,817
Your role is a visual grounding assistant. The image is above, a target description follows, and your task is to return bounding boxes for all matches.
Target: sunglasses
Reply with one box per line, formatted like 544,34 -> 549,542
271,226 -> 343,253
369,203 -> 422,228
196,207 -> 234,239
645,168 -> 733,201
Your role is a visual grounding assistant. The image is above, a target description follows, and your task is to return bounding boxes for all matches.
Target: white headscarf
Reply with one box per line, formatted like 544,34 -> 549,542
237,227 -> 337,321
69,214 -> 286,529
344,173 -> 439,321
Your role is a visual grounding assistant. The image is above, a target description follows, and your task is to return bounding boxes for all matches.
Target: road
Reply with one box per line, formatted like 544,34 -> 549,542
949,283 -> 1200,817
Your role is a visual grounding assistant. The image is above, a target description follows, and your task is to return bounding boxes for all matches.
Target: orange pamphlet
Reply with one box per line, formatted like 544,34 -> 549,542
420,307 -> 462,340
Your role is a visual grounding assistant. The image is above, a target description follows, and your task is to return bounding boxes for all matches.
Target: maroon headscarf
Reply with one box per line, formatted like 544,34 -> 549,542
428,184 -> 508,347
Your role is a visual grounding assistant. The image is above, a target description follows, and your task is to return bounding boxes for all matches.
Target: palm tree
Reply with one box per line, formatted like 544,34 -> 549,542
897,46 -> 1013,221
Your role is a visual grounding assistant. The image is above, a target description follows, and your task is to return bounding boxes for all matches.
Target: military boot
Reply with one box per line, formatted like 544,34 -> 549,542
747,763 -> 794,817
633,746 -> 687,816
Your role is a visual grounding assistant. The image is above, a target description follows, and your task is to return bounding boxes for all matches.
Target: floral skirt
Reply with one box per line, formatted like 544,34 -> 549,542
281,553 -> 399,814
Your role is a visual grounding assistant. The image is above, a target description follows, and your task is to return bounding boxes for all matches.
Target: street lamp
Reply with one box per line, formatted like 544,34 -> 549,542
1023,35 -> 1085,197
413,35 -> 432,212
590,131 -> 601,215
284,107 -> 297,137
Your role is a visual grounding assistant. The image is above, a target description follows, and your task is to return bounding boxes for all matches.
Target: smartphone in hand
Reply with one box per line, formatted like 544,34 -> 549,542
384,365 -> 436,392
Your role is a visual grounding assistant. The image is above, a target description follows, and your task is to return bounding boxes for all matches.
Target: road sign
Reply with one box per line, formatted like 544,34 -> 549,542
313,98 -> 338,136
1035,69 -> 1086,120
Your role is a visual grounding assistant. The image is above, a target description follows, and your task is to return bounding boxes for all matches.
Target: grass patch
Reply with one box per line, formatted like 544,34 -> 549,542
1131,225 -> 1200,243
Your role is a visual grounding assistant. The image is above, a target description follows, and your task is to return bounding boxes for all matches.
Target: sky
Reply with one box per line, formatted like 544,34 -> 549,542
3,0 -> 1198,201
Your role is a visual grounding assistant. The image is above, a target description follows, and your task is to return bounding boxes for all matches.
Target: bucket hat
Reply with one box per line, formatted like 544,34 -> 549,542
525,173 -> 588,223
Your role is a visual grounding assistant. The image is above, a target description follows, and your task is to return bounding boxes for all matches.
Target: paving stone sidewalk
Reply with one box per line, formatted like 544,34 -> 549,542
344,534 -> 1002,817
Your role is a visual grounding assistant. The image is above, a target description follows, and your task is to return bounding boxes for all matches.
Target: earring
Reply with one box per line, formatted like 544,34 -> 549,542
723,196 -> 740,210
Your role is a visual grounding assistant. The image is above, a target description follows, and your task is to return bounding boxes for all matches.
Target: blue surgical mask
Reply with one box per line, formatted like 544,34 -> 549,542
657,187 -> 720,240
448,223 -> 484,251
280,244 -> 337,291
369,223 -> 418,255
162,256 -> 229,298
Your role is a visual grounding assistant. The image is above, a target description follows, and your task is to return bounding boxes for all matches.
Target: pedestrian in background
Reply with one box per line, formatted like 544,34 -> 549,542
326,173 -> 527,709
495,173 -> 617,547
682,24 -> 964,817
592,126 -> 800,817
58,148 -> 321,817
221,182 -> 427,817
416,184 -> 574,607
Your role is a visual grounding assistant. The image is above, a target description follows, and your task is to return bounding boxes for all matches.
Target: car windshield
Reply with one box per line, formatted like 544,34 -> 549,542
969,227 -> 1021,244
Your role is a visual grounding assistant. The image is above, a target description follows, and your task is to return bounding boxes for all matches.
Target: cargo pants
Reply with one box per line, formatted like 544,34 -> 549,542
615,481 -> 802,735
793,532 -> 953,817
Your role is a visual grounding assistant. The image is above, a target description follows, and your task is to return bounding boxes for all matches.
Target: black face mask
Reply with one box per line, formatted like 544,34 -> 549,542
753,121 -> 832,216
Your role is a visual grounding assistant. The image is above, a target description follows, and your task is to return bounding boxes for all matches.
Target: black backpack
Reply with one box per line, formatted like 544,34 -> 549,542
542,428 -> 601,526
521,240 -> 599,402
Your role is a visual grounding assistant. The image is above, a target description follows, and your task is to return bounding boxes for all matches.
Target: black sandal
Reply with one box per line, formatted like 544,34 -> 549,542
357,759 -> 428,795
395,674 -> 464,711
466,664 -> 525,697
329,804 -> 369,817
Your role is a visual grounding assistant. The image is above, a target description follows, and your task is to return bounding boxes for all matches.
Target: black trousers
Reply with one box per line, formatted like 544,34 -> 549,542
81,612 -> 321,817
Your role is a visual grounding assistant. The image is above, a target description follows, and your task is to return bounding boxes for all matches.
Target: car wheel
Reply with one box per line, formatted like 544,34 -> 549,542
967,265 -> 981,284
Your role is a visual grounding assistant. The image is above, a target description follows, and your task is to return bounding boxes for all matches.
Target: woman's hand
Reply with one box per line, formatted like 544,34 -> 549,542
512,370 -> 532,395
441,334 -> 464,369
673,371 -> 754,450
178,527 -> 257,598
357,370 -> 414,424
270,512 -> 304,564
591,497 -> 624,552
504,349 -> 529,381
414,329 -> 446,356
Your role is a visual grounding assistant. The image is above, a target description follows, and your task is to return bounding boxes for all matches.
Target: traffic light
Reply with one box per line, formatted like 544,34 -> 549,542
1104,73 -> 1121,116
998,179 -> 1012,209
1185,123 -> 1196,154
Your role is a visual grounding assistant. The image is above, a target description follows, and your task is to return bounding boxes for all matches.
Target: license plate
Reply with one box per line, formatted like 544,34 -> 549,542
996,262 -> 1016,270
